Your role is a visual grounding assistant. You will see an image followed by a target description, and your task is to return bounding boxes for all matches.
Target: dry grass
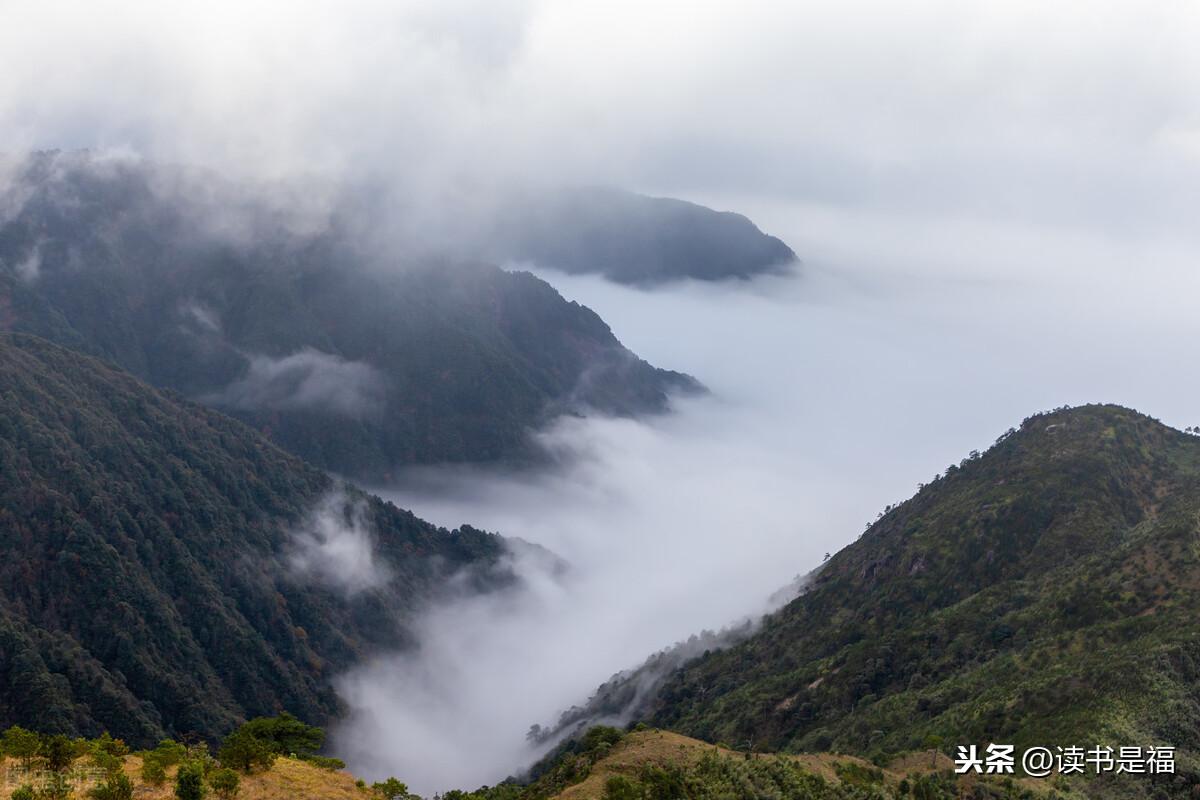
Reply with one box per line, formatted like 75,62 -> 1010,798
551,730 -> 1064,800
0,734 -> 1064,800
0,755 -> 369,800
555,730 -> 889,800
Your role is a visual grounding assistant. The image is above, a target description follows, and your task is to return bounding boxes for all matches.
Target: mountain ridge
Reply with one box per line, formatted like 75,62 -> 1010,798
0,331 -> 510,746
539,405 -> 1200,796
0,151 -> 701,481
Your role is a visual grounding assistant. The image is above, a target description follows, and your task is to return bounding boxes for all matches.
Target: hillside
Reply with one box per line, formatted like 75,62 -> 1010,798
541,729 -> 1063,800
635,405 -> 1200,795
0,333 -> 508,746
0,753 -> 367,800
0,729 -> 1065,800
0,152 -> 699,481
485,186 -> 797,285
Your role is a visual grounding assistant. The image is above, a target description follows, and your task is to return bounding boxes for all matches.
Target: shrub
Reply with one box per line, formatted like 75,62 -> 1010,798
89,772 -> 134,800
92,733 -> 130,758
176,761 -> 208,800
41,734 -> 77,773
603,775 -> 643,800
371,777 -> 409,799
142,754 -> 168,786
11,786 -> 35,800
209,767 -> 241,800
91,748 -> 124,778
154,739 -> 188,767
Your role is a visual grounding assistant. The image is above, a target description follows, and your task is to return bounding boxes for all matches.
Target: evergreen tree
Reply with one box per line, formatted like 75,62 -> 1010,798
0,726 -> 40,768
217,728 -> 276,774
372,778 -> 410,800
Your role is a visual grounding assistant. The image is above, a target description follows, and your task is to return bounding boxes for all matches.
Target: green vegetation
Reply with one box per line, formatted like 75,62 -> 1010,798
142,740 -> 188,786
216,712 -> 344,774
175,761 -> 208,800
208,768 -> 241,800
640,405 -> 1200,794
0,332 -> 506,744
442,728 -> 1064,800
0,152 -> 697,481
217,729 -> 277,775
0,717 -> 386,800
372,778 -> 411,799
88,773 -> 134,800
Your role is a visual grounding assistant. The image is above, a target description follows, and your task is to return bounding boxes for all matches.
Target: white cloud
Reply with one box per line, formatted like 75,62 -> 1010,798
4,1 -> 1200,240
288,491 -> 391,595
210,348 -> 386,418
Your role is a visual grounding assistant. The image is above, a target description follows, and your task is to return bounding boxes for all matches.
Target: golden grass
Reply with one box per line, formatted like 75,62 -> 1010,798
0,755 -> 369,800
0,733 -> 1065,800
553,730 -> 885,800
551,730 -> 1065,800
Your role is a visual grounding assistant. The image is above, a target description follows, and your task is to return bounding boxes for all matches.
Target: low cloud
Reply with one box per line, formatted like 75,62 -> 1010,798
10,240 -> 41,283
180,301 -> 221,334
210,348 -> 386,418
324,206 -> 1200,793
287,491 -> 391,595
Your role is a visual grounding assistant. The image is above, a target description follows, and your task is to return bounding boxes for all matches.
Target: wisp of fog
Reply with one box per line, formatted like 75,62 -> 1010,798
330,201 -> 1200,794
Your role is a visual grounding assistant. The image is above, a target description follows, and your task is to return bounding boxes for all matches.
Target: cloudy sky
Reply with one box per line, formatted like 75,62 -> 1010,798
5,0 -> 1200,236
7,1 -> 1200,794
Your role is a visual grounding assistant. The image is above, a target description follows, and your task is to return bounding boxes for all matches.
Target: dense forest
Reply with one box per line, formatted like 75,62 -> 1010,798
0,151 -> 700,480
0,333 -> 508,745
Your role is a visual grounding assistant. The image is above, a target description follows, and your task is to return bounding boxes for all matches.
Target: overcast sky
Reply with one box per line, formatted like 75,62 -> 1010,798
5,1 -> 1200,240
7,1 -> 1200,794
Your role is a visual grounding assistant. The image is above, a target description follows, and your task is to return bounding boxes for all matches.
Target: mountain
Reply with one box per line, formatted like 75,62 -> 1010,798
0,332 -> 509,746
485,186 -> 797,285
595,405 -> 1200,795
0,152 -> 699,481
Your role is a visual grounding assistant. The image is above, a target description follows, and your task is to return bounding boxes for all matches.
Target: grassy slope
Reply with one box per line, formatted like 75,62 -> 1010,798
0,755 -> 365,800
541,731 -> 1066,800
0,733 -> 1069,800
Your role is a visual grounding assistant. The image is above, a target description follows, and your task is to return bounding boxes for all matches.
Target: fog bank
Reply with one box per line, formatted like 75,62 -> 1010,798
329,199 -> 1200,793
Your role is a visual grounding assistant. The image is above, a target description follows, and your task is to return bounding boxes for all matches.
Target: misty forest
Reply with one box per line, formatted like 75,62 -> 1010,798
3,3 -> 1200,800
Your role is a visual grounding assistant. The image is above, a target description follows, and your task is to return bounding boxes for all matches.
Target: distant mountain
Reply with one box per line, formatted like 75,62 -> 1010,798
590,405 -> 1200,795
486,186 -> 797,285
0,152 -> 699,481
0,332 -> 509,746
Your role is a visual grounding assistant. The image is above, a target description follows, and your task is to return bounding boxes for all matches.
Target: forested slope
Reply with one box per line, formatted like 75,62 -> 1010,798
0,333 -> 507,745
638,405 -> 1200,795
0,152 -> 699,480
